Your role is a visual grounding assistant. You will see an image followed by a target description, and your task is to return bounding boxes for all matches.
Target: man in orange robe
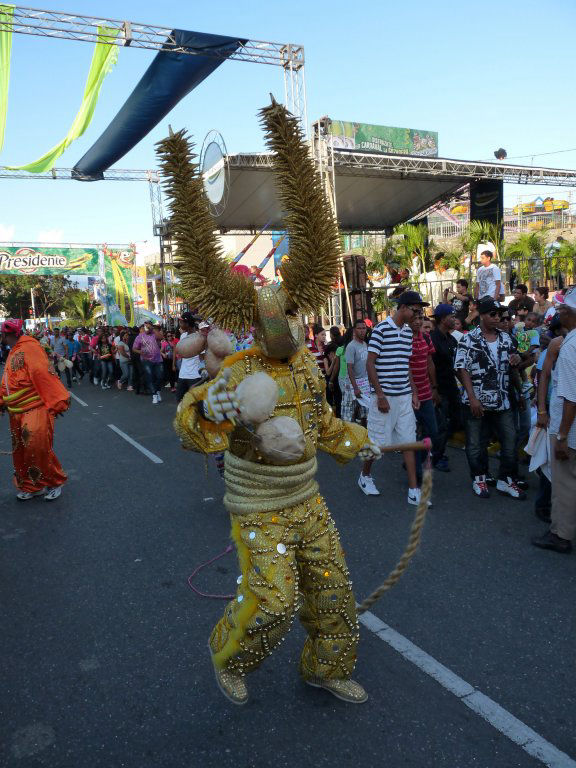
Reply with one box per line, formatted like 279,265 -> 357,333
0,319 -> 70,501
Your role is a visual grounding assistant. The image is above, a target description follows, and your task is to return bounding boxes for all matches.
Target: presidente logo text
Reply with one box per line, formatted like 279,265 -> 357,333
0,247 -> 68,274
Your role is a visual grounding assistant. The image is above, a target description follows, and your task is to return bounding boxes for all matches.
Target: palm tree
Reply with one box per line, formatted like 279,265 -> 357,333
394,222 -> 435,274
64,291 -> 101,325
505,232 -> 545,286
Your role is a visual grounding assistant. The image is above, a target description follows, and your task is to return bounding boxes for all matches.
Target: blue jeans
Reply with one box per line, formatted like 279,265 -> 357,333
119,360 -> 133,387
141,360 -> 164,395
100,359 -> 115,386
415,398 -> 440,478
463,406 -> 517,480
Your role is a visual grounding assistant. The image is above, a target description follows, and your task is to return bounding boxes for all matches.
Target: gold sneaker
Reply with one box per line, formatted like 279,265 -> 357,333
305,677 -> 368,704
214,668 -> 249,706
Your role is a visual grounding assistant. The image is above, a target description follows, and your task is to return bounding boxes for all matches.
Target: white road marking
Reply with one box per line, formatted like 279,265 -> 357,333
107,424 -> 163,464
69,392 -> 88,407
360,611 -> 576,768
203,497 -> 214,502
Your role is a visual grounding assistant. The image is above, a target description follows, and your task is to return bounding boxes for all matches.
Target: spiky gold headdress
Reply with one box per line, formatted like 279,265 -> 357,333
156,99 -> 341,330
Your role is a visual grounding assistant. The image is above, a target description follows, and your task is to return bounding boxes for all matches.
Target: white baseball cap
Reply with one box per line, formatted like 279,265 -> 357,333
562,286 -> 576,310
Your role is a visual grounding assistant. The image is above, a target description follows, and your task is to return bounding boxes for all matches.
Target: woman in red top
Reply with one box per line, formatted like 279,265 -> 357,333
161,331 -> 178,392
408,313 -> 448,475
306,324 -> 328,377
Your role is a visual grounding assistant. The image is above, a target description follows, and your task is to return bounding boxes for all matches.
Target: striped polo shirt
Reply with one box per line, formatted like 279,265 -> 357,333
368,316 -> 413,396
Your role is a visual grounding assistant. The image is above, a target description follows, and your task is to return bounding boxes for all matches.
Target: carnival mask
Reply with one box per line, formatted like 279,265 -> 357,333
254,284 -> 305,359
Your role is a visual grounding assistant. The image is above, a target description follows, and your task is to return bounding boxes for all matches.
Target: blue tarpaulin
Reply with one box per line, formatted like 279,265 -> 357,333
72,29 -> 246,180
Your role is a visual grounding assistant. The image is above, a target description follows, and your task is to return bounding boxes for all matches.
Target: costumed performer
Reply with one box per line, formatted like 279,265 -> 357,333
157,99 -> 381,706
0,319 -> 70,501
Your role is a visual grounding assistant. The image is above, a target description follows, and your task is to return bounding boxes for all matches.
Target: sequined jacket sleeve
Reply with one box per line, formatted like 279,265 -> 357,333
306,357 -> 368,463
173,362 -> 243,455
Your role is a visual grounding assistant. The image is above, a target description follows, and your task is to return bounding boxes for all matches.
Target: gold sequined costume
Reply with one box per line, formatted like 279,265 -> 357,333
175,347 -> 367,679
158,98 -> 373,700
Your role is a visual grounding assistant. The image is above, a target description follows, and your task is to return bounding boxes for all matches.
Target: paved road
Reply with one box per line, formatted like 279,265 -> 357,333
1,381 -> 575,768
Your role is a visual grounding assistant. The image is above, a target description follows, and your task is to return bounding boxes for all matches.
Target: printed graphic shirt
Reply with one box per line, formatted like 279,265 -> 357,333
476,264 -> 502,299
454,326 -> 515,410
133,331 -> 162,363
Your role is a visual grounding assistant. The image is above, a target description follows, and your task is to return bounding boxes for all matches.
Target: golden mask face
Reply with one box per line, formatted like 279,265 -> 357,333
254,284 -> 305,359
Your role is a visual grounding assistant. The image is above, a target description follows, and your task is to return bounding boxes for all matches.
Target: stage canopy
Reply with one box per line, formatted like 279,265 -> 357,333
215,150 -> 576,232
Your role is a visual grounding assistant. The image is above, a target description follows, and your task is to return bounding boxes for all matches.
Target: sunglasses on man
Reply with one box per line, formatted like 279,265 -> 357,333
488,311 -> 502,318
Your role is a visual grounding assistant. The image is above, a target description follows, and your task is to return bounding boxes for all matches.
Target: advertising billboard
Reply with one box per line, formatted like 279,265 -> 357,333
0,246 -> 100,275
327,119 -> 438,157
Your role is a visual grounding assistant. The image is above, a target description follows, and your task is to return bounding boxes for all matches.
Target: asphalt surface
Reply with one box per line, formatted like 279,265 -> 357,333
1,378 -> 575,768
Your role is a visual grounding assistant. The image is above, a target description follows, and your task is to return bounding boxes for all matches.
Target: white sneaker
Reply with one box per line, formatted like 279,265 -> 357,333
16,489 -> 46,501
152,394 -> 158,404
496,477 -> 526,500
358,474 -> 380,496
156,391 -> 162,403
407,488 -> 432,507
93,379 -> 100,386
44,486 -> 63,501
472,475 -> 490,498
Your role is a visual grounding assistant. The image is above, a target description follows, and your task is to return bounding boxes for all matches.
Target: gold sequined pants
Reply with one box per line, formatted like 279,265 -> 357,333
209,493 -> 359,680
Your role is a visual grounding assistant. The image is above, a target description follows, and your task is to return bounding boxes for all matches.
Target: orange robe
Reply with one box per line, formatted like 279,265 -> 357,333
0,335 -> 70,492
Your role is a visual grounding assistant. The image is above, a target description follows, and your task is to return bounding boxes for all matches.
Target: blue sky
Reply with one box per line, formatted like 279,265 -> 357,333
1,0 -> 576,246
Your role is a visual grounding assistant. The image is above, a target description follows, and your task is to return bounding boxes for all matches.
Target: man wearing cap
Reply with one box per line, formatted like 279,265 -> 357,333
362,291 -> 430,506
454,297 -> 525,499
0,319 -> 69,501
175,313 -> 208,403
431,303 -> 461,468
532,286 -> 576,554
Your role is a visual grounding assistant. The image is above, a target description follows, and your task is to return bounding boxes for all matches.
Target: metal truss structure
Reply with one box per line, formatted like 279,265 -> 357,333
2,5 -> 307,127
0,166 -> 156,181
330,150 -> 576,186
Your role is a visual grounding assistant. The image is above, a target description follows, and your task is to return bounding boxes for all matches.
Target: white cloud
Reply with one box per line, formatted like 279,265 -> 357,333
37,228 -> 64,245
0,223 -> 15,241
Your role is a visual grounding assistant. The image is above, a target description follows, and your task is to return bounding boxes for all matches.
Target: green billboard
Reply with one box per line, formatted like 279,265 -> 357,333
327,119 -> 438,157
0,246 -> 100,275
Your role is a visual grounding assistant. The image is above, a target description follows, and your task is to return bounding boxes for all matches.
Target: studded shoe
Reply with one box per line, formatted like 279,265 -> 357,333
213,667 -> 248,705
306,677 -> 368,704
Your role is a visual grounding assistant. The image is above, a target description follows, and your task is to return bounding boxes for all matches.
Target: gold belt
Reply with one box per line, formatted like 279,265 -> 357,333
223,453 -> 318,515
1,386 -> 42,413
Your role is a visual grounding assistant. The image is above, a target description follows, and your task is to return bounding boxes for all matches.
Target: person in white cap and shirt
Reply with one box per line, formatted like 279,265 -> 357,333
532,286 -> 576,554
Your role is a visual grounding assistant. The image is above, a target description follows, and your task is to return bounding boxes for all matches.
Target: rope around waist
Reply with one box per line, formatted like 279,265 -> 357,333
223,453 -> 319,515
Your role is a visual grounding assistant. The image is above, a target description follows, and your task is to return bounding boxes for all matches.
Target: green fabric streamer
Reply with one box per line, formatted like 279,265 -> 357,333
8,26 -> 119,172
0,4 -> 14,152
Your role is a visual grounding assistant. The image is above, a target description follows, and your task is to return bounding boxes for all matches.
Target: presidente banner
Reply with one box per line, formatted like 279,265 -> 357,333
328,119 -> 438,157
0,246 -> 100,275
100,246 -> 136,326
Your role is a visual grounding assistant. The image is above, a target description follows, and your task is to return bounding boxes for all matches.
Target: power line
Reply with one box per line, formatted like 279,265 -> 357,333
488,147 -> 576,162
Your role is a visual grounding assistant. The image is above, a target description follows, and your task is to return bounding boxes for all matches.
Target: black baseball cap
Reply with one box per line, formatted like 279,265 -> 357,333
478,297 -> 503,314
395,290 -> 430,307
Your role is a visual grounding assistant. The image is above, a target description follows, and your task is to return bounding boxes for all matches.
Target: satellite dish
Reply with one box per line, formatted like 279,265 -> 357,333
200,130 -> 229,216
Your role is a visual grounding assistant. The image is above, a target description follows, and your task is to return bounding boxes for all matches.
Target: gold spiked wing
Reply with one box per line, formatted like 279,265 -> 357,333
155,130 -> 257,331
259,99 -> 341,313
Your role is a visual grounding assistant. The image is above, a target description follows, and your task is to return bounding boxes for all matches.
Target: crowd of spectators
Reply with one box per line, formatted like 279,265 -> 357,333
307,281 -> 576,554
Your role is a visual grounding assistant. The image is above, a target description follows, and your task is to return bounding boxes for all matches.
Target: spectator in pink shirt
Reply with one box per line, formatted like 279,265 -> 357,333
132,322 -> 164,404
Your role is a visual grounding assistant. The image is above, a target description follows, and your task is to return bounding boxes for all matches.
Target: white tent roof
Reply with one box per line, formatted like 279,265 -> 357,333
214,151 -> 576,232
